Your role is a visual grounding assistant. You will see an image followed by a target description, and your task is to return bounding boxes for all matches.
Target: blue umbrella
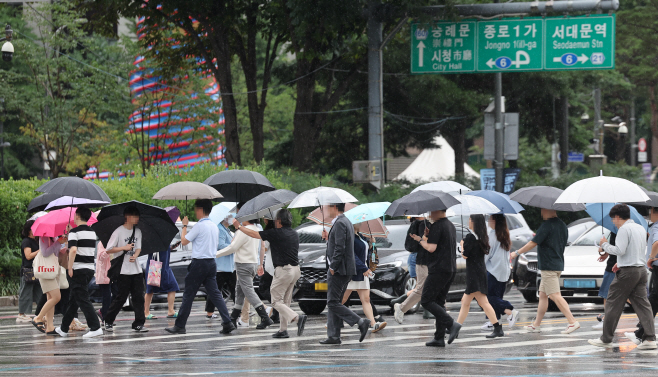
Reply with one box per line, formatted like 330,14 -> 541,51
344,202 -> 391,224
466,190 -> 524,214
209,202 -> 237,225
585,203 -> 648,234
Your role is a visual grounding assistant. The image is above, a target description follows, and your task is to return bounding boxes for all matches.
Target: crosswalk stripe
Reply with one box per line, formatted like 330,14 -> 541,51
467,337 -> 585,348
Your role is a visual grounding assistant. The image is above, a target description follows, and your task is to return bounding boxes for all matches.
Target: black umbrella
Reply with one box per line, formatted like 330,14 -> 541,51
385,190 -> 461,217
628,186 -> 658,208
509,186 -> 585,212
35,177 -> 111,202
27,193 -> 61,213
203,170 -> 275,202
91,201 -> 179,255
235,189 -> 298,222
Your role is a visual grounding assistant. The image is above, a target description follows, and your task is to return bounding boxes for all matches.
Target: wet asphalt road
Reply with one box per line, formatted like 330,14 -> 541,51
1,288 -> 657,376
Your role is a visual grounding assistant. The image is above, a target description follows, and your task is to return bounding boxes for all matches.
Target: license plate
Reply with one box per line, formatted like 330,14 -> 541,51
563,279 -> 596,289
314,283 -> 328,291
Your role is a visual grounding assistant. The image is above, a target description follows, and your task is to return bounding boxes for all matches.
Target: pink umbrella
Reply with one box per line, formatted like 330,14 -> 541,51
307,204 -> 388,238
31,207 -> 98,238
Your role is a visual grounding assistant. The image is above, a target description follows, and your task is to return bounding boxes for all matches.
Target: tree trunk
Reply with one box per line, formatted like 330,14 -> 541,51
212,35 -> 241,167
443,121 -> 466,178
650,85 -> 658,166
236,22 -> 264,163
291,61 -> 319,171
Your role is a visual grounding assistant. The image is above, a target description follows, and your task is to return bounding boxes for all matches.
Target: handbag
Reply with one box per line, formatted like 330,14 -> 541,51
147,254 -> 162,287
21,267 -> 36,283
368,243 -> 379,272
59,267 -> 69,289
33,250 -> 60,280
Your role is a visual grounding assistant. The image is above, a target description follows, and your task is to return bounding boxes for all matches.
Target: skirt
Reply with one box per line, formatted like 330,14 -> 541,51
347,278 -> 370,290
38,274 -> 60,294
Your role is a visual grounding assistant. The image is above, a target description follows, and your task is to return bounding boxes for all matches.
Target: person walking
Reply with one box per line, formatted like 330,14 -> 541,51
144,246 -> 180,320
393,216 -> 428,324
55,207 -> 103,338
341,227 -> 386,333
32,235 -> 67,335
409,209 -> 461,347
588,204 -> 657,349
319,203 -> 370,345
94,242 -> 114,325
166,200 -> 235,335
17,220 -> 42,323
206,216 -> 235,320
259,218 -> 281,324
233,209 -> 307,338
216,216 -> 273,330
454,215 -> 505,339
511,208 -> 580,334
103,206 -> 148,333
593,232 -> 617,330
481,214 -> 519,331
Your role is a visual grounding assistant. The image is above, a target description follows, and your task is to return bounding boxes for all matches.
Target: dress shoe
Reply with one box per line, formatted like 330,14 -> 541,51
486,323 -> 505,339
448,322 -> 462,344
272,330 -> 289,338
297,314 -> 308,336
425,338 -> 445,347
165,326 -> 186,334
357,318 -> 371,342
220,321 -> 236,334
319,337 -> 342,345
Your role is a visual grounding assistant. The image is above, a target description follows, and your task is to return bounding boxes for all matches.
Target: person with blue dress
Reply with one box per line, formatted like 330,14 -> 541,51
144,246 -> 180,319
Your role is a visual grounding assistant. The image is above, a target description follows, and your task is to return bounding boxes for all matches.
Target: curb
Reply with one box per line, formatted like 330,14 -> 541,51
0,296 -> 18,307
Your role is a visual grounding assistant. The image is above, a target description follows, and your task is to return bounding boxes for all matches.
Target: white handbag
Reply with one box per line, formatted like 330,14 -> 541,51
33,251 -> 60,280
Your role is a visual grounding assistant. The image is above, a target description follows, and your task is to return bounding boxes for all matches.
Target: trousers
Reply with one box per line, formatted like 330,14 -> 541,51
205,271 -> 237,313
18,279 -> 42,314
326,271 -> 362,338
61,269 -> 102,332
270,265 -> 301,331
401,264 -> 428,312
104,273 -> 145,329
421,271 -> 455,340
234,263 -> 263,310
176,259 -> 231,328
487,272 -> 513,320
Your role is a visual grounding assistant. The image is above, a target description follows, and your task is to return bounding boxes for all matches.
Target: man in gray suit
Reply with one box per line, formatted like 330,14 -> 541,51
319,203 -> 370,345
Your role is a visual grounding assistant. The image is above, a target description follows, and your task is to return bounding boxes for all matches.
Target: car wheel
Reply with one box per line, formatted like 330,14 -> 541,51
521,291 -> 538,303
396,273 -> 416,297
298,301 -> 327,315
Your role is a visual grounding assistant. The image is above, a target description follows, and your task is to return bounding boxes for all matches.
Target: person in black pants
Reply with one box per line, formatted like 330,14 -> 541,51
410,209 -> 461,347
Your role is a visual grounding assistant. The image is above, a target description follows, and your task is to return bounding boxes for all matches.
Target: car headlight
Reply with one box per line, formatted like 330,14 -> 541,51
377,260 -> 403,269
517,254 -> 528,266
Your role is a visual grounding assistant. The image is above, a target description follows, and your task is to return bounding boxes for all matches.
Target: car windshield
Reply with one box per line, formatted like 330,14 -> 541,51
572,225 -> 611,246
297,224 -> 325,244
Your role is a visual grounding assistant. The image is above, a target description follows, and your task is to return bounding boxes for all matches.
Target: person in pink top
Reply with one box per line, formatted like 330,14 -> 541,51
95,243 -> 113,324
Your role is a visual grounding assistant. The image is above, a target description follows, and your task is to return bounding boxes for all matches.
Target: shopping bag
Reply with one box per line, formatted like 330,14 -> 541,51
147,259 -> 162,287
33,251 -> 60,280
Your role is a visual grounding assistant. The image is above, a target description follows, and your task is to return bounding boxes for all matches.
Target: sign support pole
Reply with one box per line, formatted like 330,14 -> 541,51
560,97 -> 569,170
367,1 -> 384,189
494,73 -> 504,192
630,97 -> 636,166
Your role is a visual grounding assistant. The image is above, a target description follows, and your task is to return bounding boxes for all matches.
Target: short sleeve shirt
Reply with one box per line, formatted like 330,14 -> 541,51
532,217 -> 568,271
185,218 -> 219,259
21,238 -> 39,268
426,218 -> 457,274
107,225 -> 143,275
260,227 -> 299,267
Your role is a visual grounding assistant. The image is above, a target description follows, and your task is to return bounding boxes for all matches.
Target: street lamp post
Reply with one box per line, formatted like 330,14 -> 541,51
0,24 -> 14,180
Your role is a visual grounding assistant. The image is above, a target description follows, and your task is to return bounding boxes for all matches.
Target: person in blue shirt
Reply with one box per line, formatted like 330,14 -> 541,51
205,215 -> 235,319
165,200 -> 236,335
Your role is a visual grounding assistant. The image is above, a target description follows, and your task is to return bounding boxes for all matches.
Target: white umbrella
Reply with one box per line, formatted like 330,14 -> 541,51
447,195 -> 500,216
288,186 -> 358,208
153,181 -> 223,200
412,181 -> 471,195
555,174 -> 650,205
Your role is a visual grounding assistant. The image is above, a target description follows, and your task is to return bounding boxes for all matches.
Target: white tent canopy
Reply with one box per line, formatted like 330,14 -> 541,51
394,136 -> 480,183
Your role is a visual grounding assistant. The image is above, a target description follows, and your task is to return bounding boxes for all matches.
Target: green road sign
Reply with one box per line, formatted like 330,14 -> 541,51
545,15 -> 615,70
410,14 -> 615,74
477,18 -> 543,72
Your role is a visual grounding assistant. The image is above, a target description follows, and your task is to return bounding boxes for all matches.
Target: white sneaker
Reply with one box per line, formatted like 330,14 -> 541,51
625,332 -> 641,345
16,314 -> 31,323
525,324 -> 541,333
481,321 -> 493,331
592,322 -> 604,330
637,340 -> 658,350
507,310 -> 520,328
83,328 -> 104,338
561,321 -> 581,334
55,327 -> 68,337
206,313 -> 218,320
372,321 -> 387,333
237,318 -> 250,328
588,338 -> 613,348
394,303 -> 404,324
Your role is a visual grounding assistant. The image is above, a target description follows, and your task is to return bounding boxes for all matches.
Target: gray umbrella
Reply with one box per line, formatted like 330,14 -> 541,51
203,170 -> 275,203
235,189 -> 298,222
510,186 -> 585,212
385,190 -> 461,217
153,181 -> 223,212
35,176 -> 110,202
628,186 -> 658,208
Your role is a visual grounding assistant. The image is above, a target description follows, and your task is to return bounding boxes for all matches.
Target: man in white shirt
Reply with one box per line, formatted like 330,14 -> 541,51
588,204 -> 657,350
166,199 -> 236,335
103,206 -> 148,333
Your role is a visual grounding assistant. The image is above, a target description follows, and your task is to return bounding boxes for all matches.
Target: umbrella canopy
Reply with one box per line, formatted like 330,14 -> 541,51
510,186 -> 585,212
152,181 -> 223,201
447,195 -> 500,216
35,176 -> 110,202
31,207 -> 98,238
585,203 -> 648,234
203,170 -> 275,202
555,175 -> 650,205
385,190 -> 461,217
412,181 -> 471,195
28,193 -> 62,213
288,186 -> 358,208
628,186 -> 658,208
28,211 -> 48,221
343,202 -> 391,224
307,203 -> 358,226
209,202 -> 237,225
466,190 -> 524,214
45,196 -> 110,211
235,189 -> 298,222
356,219 -> 389,238
165,206 -> 181,224
92,201 -> 179,255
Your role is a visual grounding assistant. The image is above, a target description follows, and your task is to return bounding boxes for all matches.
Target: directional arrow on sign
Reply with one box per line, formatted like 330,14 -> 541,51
552,54 -> 589,64
417,41 -> 425,67
486,59 -> 495,68
511,51 -> 530,68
